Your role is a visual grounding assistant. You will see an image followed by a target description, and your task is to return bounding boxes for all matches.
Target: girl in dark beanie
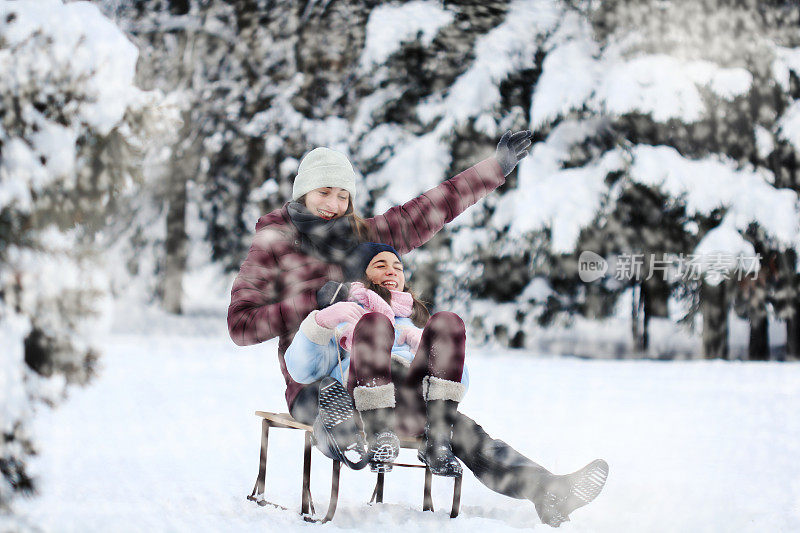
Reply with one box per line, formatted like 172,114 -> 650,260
284,243 -> 609,526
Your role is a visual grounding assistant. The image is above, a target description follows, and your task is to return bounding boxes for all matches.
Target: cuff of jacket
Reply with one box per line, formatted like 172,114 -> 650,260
299,310 -> 334,345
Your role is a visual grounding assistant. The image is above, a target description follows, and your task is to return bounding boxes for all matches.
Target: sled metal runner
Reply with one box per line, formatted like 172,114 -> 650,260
247,411 -> 462,523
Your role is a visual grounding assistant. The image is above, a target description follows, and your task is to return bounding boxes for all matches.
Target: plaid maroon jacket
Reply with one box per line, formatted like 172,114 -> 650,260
227,157 -> 505,408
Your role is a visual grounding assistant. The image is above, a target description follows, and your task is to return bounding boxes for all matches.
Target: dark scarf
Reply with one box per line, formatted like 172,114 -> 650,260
286,201 -> 360,268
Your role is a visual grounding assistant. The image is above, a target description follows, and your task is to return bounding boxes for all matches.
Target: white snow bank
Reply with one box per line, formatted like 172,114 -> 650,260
13,319 -> 800,532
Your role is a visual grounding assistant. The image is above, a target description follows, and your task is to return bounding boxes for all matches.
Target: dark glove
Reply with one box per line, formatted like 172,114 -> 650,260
316,281 -> 350,309
495,130 -> 532,176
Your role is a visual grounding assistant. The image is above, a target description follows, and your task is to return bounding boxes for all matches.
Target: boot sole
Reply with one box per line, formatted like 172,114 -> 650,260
316,378 -> 368,469
369,433 -> 400,473
539,459 -> 609,527
568,459 -> 608,508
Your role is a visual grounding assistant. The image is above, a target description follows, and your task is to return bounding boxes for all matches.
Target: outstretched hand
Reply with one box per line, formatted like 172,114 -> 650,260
495,129 -> 532,177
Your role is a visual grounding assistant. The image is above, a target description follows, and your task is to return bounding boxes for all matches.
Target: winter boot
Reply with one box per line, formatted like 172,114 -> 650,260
359,407 -> 400,473
417,376 -> 466,477
313,377 -> 369,470
353,383 -> 399,473
531,459 -> 609,527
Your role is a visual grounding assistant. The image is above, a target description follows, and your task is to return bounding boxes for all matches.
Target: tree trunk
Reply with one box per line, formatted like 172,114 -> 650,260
701,279 -> 729,359
163,155 -> 188,314
780,250 -> 800,361
787,301 -> 800,361
748,311 -> 769,360
632,283 -> 645,355
643,253 -> 670,318
632,254 -> 669,356
161,104 -> 200,315
747,273 -> 769,361
641,279 -> 659,353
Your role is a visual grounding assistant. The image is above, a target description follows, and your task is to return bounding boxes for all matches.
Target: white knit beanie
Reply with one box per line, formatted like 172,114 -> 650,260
292,147 -> 357,202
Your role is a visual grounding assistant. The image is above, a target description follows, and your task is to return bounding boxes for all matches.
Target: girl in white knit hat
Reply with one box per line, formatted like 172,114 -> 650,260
230,132 -> 610,526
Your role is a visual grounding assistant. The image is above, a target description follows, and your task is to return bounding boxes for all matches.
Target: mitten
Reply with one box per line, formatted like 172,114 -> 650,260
315,302 -> 366,329
398,326 -> 423,353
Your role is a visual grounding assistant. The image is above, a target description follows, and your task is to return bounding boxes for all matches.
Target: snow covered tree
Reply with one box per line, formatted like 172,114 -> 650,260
86,0 -> 800,360
97,0 -> 351,311
98,0 -> 512,311
0,0 -> 161,514
436,0 -> 800,359
579,0 -> 800,359
96,0 -> 239,313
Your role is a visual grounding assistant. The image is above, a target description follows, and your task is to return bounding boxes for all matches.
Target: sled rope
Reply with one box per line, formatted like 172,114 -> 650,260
334,329 -> 345,387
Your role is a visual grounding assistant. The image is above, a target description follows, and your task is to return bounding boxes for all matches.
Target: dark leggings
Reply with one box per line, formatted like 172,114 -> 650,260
290,382 -> 551,499
348,311 -> 466,436
347,311 -> 466,389
290,376 -> 552,500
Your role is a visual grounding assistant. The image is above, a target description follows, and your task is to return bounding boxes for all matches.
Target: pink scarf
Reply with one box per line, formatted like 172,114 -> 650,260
339,281 -> 413,351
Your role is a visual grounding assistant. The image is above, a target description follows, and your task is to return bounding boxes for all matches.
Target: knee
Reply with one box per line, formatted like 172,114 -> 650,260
358,311 -> 394,328
427,311 -> 465,333
354,312 -> 395,336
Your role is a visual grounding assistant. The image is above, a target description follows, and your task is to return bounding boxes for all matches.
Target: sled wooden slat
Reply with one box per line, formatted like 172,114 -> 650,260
254,411 -> 312,431
248,410 -> 462,523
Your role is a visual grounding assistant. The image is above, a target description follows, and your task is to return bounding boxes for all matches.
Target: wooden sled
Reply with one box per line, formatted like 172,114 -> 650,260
247,411 -> 462,523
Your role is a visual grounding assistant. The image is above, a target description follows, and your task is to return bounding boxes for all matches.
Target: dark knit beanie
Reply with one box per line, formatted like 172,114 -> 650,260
343,242 -> 402,281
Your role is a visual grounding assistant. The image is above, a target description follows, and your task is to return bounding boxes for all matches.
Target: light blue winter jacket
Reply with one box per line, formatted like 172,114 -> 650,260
284,309 -> 469,390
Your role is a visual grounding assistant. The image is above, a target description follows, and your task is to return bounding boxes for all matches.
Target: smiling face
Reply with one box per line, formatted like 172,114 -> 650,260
365,251 -> 405,292
303,187 -> 350,220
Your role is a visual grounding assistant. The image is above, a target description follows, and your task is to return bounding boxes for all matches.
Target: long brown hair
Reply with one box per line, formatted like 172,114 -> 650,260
343,198 -> 369,240
361,279 -> 431,328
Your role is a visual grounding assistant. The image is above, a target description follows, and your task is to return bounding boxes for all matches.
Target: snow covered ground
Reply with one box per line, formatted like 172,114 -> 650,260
12,306 -> 800,532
